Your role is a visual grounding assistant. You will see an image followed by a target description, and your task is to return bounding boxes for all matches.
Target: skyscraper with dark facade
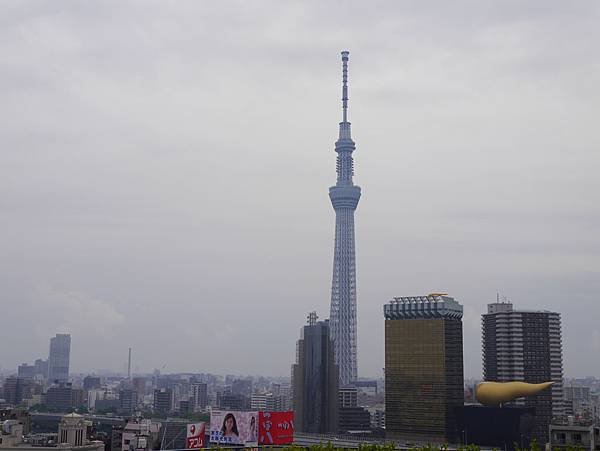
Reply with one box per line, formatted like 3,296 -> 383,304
153,388 -> 173,414
482,301 -> 564,444
48,334 -> 71,383
119,387 -> 138,414
384,295 -> 464,443
3,377 -> 34,407
45,382 -> 77,411
328,51 -> 361,386
292,313 -> 339,433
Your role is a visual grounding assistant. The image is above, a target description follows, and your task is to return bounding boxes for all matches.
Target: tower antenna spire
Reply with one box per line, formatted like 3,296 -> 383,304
341,51 -> 349,122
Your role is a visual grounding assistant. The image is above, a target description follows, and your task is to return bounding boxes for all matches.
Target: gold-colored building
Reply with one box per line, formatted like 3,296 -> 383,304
384,295 -> 464,443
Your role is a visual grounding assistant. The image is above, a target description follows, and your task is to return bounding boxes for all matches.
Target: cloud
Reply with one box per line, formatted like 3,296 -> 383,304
32,284 -> 125,336
0,0 -> 598,377
592,330 -> 600,352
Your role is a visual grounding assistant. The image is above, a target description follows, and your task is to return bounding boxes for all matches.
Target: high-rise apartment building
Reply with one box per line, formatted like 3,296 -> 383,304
17,364 -> 36,379
3,377 -> 34,407
250,393 -> 269,411
339,386 -> 358,408
46,382 -> 78,411
292,313 -> 339,433
328,51 -> 361,386
132,377 -> 146,403
482,300 -> 564,444
48,334 -> 71,383
34,359 -> 49,381
250,392 -> 283,411
120,388 -> 138,414
17,359 -> 48,384
384,295 -> 464,443
153,388 -> 173,414
190,382 -> 208,411
230,379 -> 252,397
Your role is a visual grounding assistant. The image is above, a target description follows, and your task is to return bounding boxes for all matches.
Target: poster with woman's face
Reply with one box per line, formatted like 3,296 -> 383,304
209,410 -> 258,445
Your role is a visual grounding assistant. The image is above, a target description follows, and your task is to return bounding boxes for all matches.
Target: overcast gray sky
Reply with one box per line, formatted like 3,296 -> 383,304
1,1 -> 599,379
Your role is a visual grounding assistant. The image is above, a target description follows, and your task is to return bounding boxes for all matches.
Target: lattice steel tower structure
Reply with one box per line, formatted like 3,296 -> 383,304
328,51 -> 361,386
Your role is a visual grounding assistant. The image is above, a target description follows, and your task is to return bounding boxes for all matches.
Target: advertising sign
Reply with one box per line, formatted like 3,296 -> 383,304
186,423 -> 206,449
258,411 -> 294,445
209,411 -> 258,445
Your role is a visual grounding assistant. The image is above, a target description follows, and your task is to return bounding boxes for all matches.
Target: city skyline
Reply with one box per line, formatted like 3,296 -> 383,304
1,1 -> 599,379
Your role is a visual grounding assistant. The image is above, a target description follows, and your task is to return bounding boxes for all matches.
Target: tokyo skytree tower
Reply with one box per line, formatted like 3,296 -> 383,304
329,51 -> 360,386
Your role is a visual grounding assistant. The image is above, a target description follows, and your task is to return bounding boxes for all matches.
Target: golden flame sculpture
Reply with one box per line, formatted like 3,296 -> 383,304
476,381 -> 554,406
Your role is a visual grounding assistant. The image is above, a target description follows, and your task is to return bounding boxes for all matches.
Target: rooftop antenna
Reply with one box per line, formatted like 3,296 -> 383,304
128,347 -> 131,380
307,311 -> 318,326
341,51 -> 349,123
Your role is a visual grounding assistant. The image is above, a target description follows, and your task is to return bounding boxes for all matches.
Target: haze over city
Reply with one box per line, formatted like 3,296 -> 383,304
1,1 -> 599,380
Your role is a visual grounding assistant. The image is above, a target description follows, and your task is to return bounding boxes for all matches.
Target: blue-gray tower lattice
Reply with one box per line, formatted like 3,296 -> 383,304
329,51 -> 360,386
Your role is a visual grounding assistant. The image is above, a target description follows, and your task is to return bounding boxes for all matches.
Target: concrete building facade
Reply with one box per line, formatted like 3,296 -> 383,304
550,418 -> 599,451
482,301 -> 564,444
190,383 -> 207,411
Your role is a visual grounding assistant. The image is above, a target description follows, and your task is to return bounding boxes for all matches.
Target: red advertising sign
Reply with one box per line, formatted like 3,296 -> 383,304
258,411 -> 294,445
186,422 -> 206,449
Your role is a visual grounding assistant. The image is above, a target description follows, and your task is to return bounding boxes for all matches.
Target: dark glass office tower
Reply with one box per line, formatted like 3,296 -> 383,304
292,313 -> 339,433
48,334 -> 71,383
384,295 -> 464,443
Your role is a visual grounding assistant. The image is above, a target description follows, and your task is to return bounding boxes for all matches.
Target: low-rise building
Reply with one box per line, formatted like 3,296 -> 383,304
120,420 -> 161,451
550,418 -> 600,451
0,410 -> 31,435
0,413 -> 104,451
339,387 -> 358,408
370,409 -> 385,429
45,383 -> 82,412
338,406 -> 371,434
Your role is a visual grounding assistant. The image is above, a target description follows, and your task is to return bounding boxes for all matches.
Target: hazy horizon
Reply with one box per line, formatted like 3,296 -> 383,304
1,1 -> 599,380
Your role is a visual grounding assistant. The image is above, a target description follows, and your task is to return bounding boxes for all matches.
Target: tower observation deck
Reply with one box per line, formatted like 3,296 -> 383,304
329,51 -> 361,386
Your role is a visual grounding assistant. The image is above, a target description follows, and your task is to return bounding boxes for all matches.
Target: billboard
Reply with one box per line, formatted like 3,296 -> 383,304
186,423 -> 206,449
258,411 -> 294,445
209,410 -> 258,445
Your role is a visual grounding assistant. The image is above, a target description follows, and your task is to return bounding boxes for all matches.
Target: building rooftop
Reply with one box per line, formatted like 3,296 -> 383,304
384,294 -> 463,320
